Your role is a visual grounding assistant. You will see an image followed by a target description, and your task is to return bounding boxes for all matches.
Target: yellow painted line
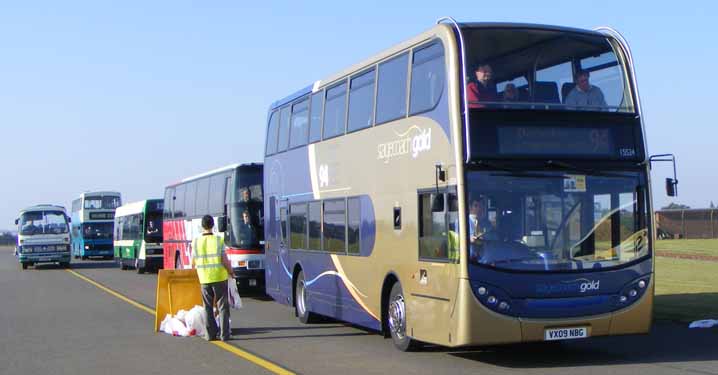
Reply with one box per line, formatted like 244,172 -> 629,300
213,341 -> 296,375
64,269 -> 296,375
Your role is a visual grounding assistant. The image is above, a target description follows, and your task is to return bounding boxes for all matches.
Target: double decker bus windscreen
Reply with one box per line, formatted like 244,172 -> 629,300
466,170 -> 648,272
461,27 -> 635,113
83,222 -> 114,240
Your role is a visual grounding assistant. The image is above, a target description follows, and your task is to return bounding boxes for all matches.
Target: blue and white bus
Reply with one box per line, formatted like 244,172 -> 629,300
71,191 -> 122,260
15,205 -> 72,269
263,20 -> 678,350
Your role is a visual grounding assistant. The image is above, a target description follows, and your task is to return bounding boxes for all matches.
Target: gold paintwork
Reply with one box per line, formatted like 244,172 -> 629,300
280,23 -> 652,347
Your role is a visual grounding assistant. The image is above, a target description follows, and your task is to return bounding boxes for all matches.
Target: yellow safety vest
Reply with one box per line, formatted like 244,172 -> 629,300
193,234 -> 228,284
447,230 -> 460,262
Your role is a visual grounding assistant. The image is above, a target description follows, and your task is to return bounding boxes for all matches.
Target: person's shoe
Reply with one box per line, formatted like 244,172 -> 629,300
203,335 -> 218,341
220,335 -> 232,342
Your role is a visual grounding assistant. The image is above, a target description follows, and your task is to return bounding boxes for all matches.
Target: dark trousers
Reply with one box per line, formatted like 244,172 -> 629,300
200,280 -> 230,340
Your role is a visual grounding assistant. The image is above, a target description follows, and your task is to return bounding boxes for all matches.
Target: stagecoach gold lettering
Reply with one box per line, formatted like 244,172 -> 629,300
377,127 -> 432,163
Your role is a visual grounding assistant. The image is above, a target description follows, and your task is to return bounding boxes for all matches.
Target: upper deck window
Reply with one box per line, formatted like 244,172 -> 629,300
84,196 -> 121,210
265,111 -> 279,156
376,52 -> 409,125
323,82 -> 348,140
277,106 -> 291,152
347,68 -> 376,133
410,41 -> 445,115
290,98 -> 310,149
308,92 -> 323,143
461,27 -> 634,113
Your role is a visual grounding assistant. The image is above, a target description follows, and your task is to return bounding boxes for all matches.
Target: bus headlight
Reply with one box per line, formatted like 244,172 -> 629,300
617,276 -> 650,305
472,281 -> 515,316
85,245 -> 90,250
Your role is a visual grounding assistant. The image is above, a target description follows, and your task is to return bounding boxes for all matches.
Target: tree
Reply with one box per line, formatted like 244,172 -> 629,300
662,202 -> 691,210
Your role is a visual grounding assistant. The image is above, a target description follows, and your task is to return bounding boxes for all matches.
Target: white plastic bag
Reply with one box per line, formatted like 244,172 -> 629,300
185,305 -> 207,337
228,278 -> 243,310
159,308 -> 200,337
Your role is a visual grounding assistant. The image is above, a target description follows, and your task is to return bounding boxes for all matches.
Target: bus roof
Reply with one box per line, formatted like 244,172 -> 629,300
20,205 -> 67,214
268,21 -> 615,112
115,200 -> 160,217
78,191 -> 121,198
166,162 -> 263,187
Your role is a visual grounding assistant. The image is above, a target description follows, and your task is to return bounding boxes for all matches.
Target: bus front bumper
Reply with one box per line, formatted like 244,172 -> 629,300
19,252 -> 71,264
232,268 -> 265,291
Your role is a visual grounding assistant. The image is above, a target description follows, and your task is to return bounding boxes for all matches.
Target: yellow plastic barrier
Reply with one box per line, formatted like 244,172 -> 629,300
154,269 -> 203,332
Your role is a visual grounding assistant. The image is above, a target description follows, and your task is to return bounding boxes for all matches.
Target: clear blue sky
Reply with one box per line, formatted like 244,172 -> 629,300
1,1 -> 715,228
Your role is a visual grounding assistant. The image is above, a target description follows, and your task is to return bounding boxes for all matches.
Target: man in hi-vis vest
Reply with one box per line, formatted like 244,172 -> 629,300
191,215 -> 235,341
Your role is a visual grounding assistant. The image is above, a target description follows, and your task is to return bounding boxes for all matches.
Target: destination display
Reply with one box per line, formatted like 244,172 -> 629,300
89,212 -> 114,220
498,126 -> 612,156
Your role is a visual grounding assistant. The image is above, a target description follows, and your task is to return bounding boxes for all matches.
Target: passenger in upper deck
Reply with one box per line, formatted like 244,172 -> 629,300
564,70 -> 607,109
502,83 -> 519,102
467,64 -> 497,108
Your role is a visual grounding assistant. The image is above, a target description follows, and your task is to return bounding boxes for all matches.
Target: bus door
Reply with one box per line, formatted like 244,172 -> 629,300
409,189 -> 461,344
277,199 -> 291,301
265,196 -> 282,294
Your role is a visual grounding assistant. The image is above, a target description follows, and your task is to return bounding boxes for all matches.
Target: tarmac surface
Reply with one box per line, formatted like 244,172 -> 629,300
2,248 -> 718,375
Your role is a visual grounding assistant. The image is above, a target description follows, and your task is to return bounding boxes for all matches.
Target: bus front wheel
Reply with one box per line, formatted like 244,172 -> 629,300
388,283 -> 421,351
295,271 -> 317,324
21,263 -> 28,270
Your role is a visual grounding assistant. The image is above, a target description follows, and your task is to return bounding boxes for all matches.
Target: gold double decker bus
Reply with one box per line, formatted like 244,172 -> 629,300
263,19 -> 677,350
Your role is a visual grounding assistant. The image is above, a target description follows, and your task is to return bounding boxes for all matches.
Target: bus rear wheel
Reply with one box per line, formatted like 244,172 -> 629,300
387,283 -> 421,351
21,263 -> 28,270
136,259 -> 145,274
295,271 -> 317,324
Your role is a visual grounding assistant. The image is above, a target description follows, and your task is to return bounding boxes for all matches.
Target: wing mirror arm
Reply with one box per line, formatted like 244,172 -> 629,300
649,154 -> 678,197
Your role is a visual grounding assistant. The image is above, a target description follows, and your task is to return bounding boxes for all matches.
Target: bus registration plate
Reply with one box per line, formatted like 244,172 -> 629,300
544,327 -> 588,341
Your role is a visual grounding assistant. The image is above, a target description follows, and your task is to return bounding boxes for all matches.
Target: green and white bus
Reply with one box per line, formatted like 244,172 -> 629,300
113,199 -> 164,273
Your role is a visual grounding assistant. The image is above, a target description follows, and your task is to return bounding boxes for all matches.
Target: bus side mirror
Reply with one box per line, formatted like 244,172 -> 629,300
14,219 -> 19,225
666,178 -> 678,197
67,217 -> 72,223
649,154 -> 678,197
217,216 -> 227,233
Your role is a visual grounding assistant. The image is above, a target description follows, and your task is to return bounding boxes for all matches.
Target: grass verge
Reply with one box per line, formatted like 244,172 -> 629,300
654,256 -> 718,322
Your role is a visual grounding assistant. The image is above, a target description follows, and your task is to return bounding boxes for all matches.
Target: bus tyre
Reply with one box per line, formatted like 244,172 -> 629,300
136,259 -> 145,274
21,263 -> 28,270
174,254 -> 182,270
295,271 -> 317,324
81,256 -> 87,260
388,283 -> 421,352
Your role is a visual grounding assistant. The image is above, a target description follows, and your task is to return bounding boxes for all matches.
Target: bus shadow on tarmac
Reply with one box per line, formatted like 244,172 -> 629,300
67,261 -> 118,270
443,319 -> 718,367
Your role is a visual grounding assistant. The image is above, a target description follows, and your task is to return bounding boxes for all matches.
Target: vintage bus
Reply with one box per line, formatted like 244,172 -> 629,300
114,199 -> 164,273
163,163 -> 265,290
263,20 -> 678,350
71,191 -> 122,259
15,205 -> 72,269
